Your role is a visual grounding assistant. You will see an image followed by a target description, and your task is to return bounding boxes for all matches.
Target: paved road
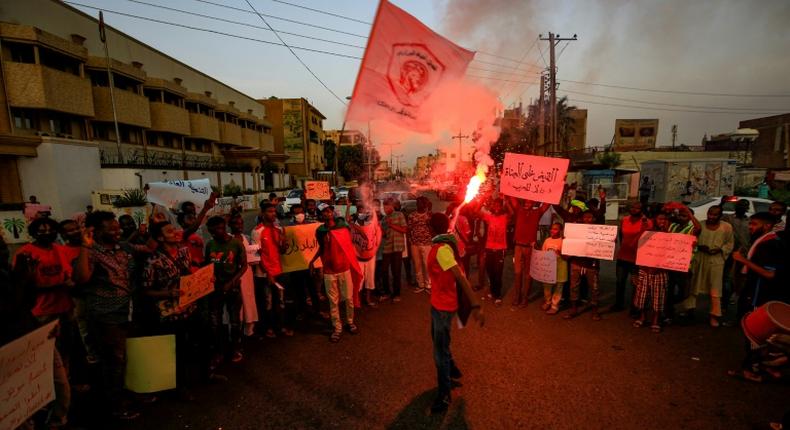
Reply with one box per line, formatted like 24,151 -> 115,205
103,193 -> 788,429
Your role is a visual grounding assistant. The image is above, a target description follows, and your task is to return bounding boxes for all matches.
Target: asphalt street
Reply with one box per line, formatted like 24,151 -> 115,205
100,193 -> 789,430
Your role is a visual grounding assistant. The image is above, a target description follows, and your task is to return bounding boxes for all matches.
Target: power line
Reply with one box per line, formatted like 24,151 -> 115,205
271,0 -> 372,25
471,57 -> 543,71
466,73 -> 541,83
191,0 -> 368,38
242,0 -> 347,105
501,37 -> 542,101
126,0 -> 365,49
562,95 -> 787,115
561,88 -> 788,112
537,44 -> 549,68
65,2 -> 363,60
559,78 -> 790,98
468,64 -> 542,76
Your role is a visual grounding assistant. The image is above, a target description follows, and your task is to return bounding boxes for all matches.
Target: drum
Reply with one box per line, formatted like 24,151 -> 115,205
741,301 -> 790,345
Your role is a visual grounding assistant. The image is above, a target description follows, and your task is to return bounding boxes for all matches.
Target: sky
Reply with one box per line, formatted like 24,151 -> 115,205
68,0 -> 790,167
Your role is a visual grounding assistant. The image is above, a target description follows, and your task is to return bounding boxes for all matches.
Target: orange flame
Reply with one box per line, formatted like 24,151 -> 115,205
463,167 -> 487,203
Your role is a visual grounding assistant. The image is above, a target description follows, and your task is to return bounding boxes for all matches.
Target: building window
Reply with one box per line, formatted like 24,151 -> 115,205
38,47 -> 80,76
92,123 -> 111,140
775,127 -> 782,152
49,116 -> 71,135
12,109 -> 34,130
5,42 -> 35,64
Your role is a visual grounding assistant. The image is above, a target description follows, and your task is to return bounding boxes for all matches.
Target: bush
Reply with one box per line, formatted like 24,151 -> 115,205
112,189 -> 147,207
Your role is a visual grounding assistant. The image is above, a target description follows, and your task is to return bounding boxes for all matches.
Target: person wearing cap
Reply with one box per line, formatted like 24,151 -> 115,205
310,203 -> 362,343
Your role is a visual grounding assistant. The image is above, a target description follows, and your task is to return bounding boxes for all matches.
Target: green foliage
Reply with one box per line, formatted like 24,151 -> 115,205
769,188 -> 790,205
112,188 -> 148,208
223,182 -> 242,197
339,145 -> 364,180
597,151 -> 622,169
323,139 -> 336,170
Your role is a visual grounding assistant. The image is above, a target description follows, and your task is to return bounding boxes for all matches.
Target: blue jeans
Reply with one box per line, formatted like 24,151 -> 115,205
431,307 -> 455,395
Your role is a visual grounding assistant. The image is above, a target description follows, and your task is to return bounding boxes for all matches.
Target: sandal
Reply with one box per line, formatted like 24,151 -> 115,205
329,331 -> 342,343
650,325 -> 662,333
632,320 -> 644,328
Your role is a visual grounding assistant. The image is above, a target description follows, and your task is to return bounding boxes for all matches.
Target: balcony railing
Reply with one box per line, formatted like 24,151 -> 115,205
100,148 -> 252,171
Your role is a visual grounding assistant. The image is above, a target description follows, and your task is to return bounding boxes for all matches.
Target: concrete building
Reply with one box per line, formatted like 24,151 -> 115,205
258,97 -> 326,179
500,103 -> 526,131
739,113 -> 790,169
0,0 -> 285,218
566,108 -> 587,152
324,129 -> 366,147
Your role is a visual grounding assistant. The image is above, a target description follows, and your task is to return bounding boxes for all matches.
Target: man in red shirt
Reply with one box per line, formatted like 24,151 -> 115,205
253,203 -> 289,338
427,212 -> 484,414
311,204 -> 362,343
509,197 -> 550,308
613,202 -> 652,312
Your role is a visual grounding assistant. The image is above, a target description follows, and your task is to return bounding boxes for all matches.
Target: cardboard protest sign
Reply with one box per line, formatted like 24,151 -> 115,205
147,178 -> 212,211
0,210 -> 31,244
500,153 -> 569,204
23,204 -> 52,222
529,249 -> 557,284
636,231 -> 696,272
125,335 -> 176,393
561,223 -> 618,260
281,223 -> 322,273
179,264 -> 214,308
0,320 -> 57,430
246,243 -> 261,264
305,181 -> 331,200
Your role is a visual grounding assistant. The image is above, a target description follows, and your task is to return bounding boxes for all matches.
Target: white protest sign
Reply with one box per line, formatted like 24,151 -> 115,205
147,179 -> 212,211
179,264 -> 215,308
500,153 -> 570,204
636,231 -> 696,272
0,320 -> 57,430
561,223 -> 618,260
529,249 -> 557,284
246,243 -> 261,264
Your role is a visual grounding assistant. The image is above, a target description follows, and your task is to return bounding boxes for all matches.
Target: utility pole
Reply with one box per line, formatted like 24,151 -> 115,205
671,124 -> 678,149
380,142 -> 401,178
538,73 -> 546,155
451,129 -> 469,163
540,32 -> 577,155
99,12 -> 123,164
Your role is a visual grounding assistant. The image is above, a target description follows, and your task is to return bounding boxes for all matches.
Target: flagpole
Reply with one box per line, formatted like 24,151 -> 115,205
100,11 -> 124,165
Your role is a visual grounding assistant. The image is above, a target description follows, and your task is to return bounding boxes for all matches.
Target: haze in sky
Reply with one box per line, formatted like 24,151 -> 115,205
69,0 -> 790,166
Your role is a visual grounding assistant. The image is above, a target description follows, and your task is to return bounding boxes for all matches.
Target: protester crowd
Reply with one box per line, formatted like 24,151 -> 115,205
1,184 -> 789,426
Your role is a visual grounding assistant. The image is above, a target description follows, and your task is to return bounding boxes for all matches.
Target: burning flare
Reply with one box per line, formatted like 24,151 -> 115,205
463,167 -> 487,204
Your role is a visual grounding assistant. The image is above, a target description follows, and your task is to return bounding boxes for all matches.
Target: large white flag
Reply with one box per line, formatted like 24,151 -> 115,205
346,0 -> 475,133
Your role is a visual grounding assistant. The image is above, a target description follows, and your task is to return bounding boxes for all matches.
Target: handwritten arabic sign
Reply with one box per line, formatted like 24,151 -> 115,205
529,249 -> 557,284
0,320 -> 57,430
500,153 -> 569,204
636,231 -> 696,272
147,178 -> 212,211
179,264 -> 214,308
305,181 -> 331,200
281,223 -> 322,273
561,223 -> 618,260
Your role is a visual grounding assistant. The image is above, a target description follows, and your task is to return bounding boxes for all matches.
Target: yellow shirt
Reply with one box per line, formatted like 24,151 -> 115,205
542,237 -> 568,283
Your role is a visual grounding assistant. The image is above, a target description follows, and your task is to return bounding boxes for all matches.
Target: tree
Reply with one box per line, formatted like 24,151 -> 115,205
323,139 -> 336,171
338,145 -> 364,181
556,96 -> 578,153
3,217 -> 26,239
597,150 -> 622,169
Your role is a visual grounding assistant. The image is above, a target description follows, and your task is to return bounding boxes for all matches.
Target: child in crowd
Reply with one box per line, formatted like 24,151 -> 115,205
542,222 -> 568,315
632,213 -> 671,333
565,211 -> 602,320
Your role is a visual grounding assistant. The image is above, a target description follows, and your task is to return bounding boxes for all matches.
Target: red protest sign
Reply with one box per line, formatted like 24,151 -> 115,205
499,153 -> 569,204
305,181 -> 331,200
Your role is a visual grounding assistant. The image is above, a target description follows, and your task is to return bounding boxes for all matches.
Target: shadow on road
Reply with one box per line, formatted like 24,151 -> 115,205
386,389 -> 469,430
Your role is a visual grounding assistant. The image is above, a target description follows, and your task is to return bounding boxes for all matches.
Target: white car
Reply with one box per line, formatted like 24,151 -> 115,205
689,196 -> 774,221
284,189 -> 304,207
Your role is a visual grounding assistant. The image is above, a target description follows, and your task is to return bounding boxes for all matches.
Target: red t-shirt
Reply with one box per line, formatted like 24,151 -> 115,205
321,230 -> 352,275
13,243 -> 74,316
428,243 -> 459,312
483,213 -> 508,250
514,204 -> 549,245
257,224 -> 283,278
617,216 -> 653,262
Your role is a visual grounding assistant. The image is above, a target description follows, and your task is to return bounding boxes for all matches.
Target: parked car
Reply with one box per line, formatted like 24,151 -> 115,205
689,196 -> 774,221
284,189 -> 304,207
379,191 -> 419,213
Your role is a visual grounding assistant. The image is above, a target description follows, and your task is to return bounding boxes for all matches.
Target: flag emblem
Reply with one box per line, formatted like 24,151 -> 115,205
387,43 -> 445,108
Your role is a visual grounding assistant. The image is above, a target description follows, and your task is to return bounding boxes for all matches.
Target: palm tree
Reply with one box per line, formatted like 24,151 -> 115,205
3,217 -> 26,239
556,96 -> 577,153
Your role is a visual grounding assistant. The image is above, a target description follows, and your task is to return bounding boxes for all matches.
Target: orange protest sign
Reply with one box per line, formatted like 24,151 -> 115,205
179,264 -> 214,308
305,181 -> 331,200
500,153 -> 569,204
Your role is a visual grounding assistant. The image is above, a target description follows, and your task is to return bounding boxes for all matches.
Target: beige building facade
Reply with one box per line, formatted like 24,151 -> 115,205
0,0 -> 284,218
259,97 -> 326,179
